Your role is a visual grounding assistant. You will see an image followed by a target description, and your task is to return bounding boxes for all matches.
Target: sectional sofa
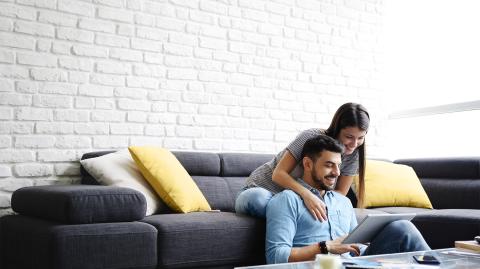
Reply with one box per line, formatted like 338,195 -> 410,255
0,151 -> 479,269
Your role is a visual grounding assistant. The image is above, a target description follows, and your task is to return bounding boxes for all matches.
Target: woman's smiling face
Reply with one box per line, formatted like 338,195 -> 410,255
337,126 -> 367,155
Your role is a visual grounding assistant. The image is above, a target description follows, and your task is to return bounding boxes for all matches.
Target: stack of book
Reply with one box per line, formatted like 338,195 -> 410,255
455,240 -> 480,253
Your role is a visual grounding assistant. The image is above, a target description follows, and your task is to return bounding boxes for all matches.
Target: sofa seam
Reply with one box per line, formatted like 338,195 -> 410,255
69,193 -> 142,198
155,226 -> 260,234
54,230 -> 157,238
219,153 -> 226,177
160,256 -> 250,266
477,159 -> 480,178
413,219 -> 480,224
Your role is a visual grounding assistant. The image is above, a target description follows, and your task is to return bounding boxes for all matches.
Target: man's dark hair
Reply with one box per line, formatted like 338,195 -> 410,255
301,135 -> 344,165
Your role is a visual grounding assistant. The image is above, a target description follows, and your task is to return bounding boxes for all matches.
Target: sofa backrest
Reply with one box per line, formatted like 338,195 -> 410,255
395,158 -> 480,179
80,151 -> 274,213
174,151 -> 273,212
394,157 -> 480,209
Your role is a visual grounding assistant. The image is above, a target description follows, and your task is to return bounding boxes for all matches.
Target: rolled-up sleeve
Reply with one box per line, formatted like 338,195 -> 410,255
265,191 -> 298,264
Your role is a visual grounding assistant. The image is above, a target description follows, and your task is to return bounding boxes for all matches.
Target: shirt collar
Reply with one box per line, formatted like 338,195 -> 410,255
297,178 -> 332,198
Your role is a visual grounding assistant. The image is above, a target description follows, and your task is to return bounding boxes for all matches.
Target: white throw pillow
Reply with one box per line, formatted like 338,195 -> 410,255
80,149 -> 160,215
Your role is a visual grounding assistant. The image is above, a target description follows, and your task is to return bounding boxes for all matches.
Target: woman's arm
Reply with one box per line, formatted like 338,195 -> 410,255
272,150 -> 327,221
335,175 -> 354,195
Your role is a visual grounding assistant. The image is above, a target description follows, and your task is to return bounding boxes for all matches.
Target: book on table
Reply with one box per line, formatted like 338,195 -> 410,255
455,240 -> 480,252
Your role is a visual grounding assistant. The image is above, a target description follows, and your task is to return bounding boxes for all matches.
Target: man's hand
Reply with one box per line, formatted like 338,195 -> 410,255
326,236 -> 360,256
301,191 -> 327,221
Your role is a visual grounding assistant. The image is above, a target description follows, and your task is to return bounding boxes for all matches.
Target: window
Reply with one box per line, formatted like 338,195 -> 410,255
383,0 -> 480,158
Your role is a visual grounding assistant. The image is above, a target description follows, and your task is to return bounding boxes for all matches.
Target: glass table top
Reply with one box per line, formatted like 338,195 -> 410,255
235,248 -> 480,269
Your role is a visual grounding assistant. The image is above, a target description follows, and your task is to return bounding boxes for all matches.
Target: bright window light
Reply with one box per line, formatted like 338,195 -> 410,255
383,0 -> 480,158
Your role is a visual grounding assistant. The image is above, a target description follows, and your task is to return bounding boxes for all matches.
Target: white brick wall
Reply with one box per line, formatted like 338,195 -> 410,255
0,0 -> 386,215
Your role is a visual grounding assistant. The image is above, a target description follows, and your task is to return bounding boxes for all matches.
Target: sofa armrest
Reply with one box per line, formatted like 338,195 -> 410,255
12,185 -> 147,224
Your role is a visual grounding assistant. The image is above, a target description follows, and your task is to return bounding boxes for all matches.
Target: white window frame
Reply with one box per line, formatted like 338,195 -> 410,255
389,100 -> 480,119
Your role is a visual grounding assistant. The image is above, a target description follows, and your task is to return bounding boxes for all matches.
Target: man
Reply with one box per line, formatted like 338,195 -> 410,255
266,136 -> 430,264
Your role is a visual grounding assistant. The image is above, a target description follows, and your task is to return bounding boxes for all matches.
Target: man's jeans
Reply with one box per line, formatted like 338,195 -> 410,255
364,220 -> 431,255
235,187 -> 273,218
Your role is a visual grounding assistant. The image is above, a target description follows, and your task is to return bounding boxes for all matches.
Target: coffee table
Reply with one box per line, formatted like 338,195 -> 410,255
235,248 -> 480,268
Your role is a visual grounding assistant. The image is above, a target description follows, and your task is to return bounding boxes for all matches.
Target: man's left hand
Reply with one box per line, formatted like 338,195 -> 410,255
326,239 -> 361,256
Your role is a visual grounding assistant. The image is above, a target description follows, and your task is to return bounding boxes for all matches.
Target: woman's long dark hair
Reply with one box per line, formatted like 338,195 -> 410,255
325,103 -> 370,208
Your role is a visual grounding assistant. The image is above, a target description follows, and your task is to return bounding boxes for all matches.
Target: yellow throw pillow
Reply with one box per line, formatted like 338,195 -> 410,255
354,160 -> 433,209
129,146 -> 211,213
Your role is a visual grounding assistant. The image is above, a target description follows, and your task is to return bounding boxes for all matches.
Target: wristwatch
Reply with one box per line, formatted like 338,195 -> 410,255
319,241 -> 328,254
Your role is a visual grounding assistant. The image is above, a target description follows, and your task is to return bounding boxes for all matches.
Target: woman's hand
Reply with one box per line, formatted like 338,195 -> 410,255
326,237 -> 360,256
301,191 -> 327,222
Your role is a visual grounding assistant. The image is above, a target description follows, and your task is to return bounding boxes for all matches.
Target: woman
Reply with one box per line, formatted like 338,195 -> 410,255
235,102 -> 369,220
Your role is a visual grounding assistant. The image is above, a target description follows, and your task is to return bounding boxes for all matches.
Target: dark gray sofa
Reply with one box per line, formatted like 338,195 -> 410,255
1,151 -> 479,269
0,151 -> 271,269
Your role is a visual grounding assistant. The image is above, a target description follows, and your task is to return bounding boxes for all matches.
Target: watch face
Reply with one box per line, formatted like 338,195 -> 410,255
319,241 -> 328,254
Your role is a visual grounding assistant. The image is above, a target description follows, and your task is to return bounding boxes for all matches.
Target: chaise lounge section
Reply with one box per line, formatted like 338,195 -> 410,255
349,158 -> 480,249
380,158 -> 480,249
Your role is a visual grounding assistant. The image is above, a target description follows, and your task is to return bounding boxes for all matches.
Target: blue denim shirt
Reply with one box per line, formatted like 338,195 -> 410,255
265,179 -> 358,264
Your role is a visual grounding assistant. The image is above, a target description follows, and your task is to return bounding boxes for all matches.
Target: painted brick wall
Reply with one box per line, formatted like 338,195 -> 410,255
0,0 -> 384,215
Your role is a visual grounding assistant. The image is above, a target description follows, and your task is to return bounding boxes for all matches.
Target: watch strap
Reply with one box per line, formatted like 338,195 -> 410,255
319,241 -> 328,254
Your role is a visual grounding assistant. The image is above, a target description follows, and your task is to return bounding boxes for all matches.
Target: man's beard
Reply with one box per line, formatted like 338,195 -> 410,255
311,167 -> 337,191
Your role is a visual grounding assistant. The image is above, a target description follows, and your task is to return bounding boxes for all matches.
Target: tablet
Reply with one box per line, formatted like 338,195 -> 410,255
343,213 -> 416,244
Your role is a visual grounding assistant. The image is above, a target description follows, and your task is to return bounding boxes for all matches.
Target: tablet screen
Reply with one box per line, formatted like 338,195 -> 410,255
342,213 -> 416,244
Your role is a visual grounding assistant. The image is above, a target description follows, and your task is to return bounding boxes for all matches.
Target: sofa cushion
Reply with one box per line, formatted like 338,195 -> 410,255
191,176 -> 234,212
411,209 -> 480,249
80,149 -> 162,216
81,150 -> 221,185
220,153 -> 274,176
372,206 -> 432,215
223,176 -> 248,196
174,151 -> 221,176
355,160 -> 433,209
0,215 -> 157,269
191,176 -> 247,213
12,185 -> 146,224
418,178 -> 480,209
80,150 -> 115,185
129,146 -> 211,213
141,212 -> 266,269
79,150 -> 247,213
